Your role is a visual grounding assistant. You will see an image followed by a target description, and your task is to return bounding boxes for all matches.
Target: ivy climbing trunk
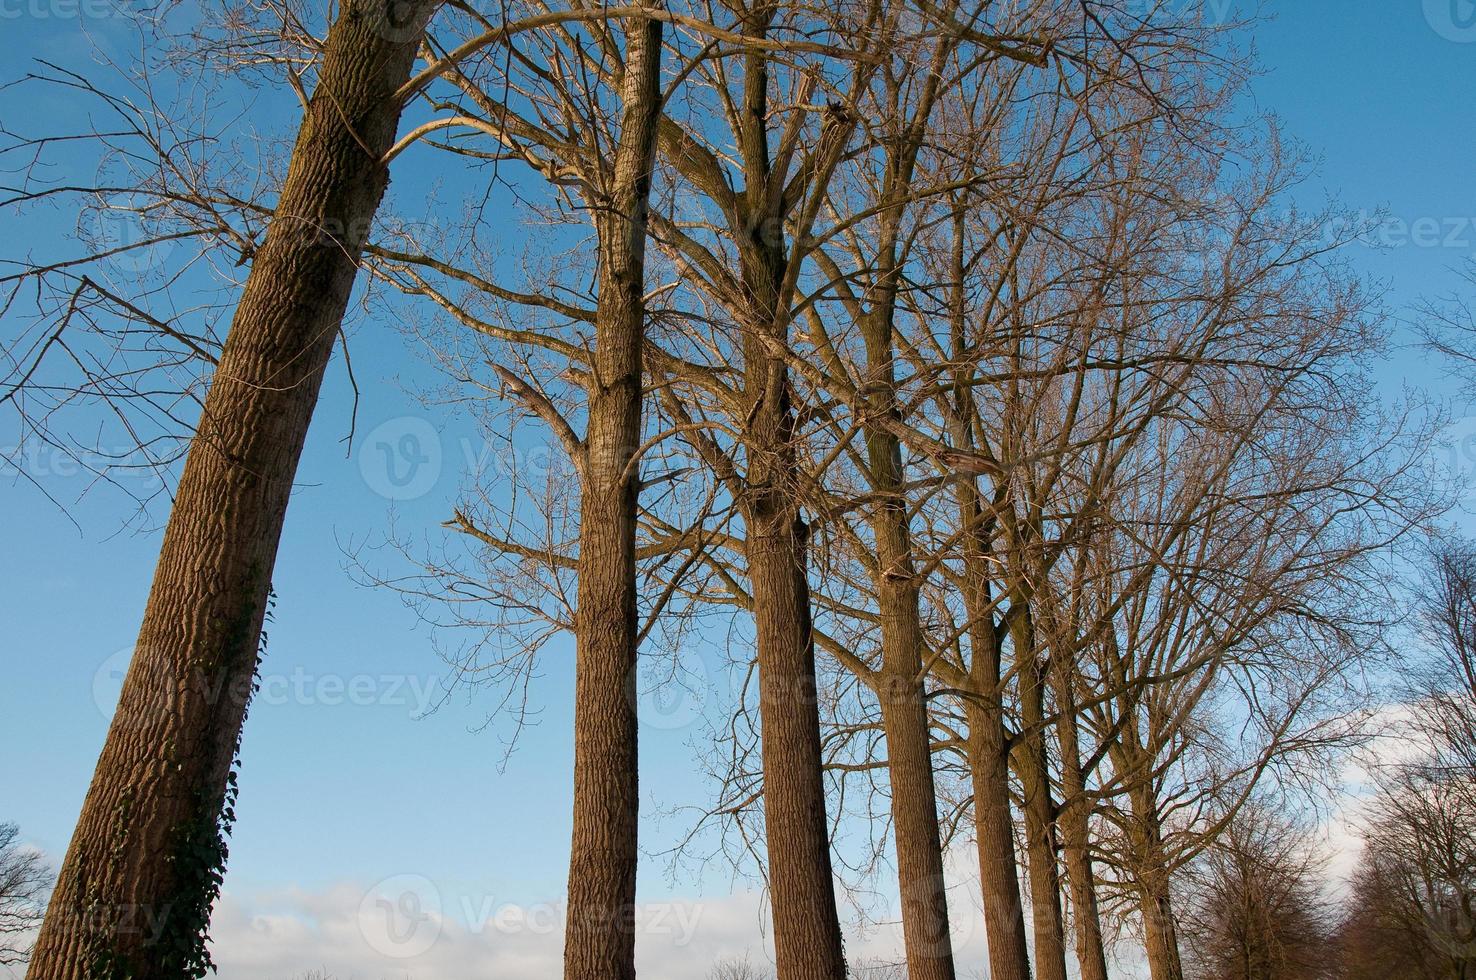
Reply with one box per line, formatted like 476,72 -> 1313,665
562,11 -> 662,980
27,2 -> 435,975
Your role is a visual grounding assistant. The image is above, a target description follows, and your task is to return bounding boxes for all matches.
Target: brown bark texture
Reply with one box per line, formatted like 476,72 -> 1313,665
734,27 -> 847,975
562,11 -> 663,980
27,2 -> 436,974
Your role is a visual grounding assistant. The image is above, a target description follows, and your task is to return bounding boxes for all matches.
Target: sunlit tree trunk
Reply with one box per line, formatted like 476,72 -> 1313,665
1054,681 -> 1110,980
735,14 -> 846,977
1129,766 -> 1186,980
28,2 -> 436,974
865,197 -> 957,980
1013,614 -> 1069,980
562,12 -> 663,979
949,208 -> 1032,980
963,694 -> 1034,980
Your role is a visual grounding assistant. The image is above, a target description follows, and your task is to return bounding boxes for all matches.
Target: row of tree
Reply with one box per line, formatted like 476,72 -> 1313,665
1,0 -> 1470,977
1182,546 -> 1476,980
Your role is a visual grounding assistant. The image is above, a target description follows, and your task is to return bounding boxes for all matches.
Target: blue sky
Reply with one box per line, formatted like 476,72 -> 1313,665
2,1 -> 1475,976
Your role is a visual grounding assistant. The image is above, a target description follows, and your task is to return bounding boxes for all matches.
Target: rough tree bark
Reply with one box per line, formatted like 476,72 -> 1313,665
944,201 -> 1033,980
963,695 -> 1034,980
1052,662 -> 1111,980
869,416 -> 958,980
734,14 -> 847,978
562,11 -> 663,980
1128,754 -> 1186,980
1013,613 -> 1070,980
859,53 -> 959,979
28,1 -> 436,975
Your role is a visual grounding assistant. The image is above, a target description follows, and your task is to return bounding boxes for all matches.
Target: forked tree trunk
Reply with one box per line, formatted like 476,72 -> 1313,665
27,2 -> 436,975
562,12 -> 662,980
855,46 -> 959,980
733,19 -> 846,975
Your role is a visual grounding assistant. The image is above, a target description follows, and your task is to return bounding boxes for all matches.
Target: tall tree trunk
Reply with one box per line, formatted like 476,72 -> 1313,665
873,508 -> 958,980
865,337 -> 956,977
734,15 -> 846,978
949,209 -> 1032,980
28,2 -> 435,975
1014,621 -> 1069,980
746,509 -> 848,980
963,699 -> 1033,980
858,44 -> 958,980
562,14 -> 662,980
742,303 -> 847,978
1053,689 -> 1110,980
1130,780 -> 1185,980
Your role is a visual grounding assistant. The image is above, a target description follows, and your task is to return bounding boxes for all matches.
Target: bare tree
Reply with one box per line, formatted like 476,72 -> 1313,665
1178,802 -> 1334,980
0,824 -> 50,969
20,1 -> 439,974
1341,766 -> 1476,980
1336,542 -> 1476,980
708,955 -> 772,980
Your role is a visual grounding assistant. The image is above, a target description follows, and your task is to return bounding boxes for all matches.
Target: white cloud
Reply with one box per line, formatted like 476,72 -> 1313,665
207,883 -> 787,979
